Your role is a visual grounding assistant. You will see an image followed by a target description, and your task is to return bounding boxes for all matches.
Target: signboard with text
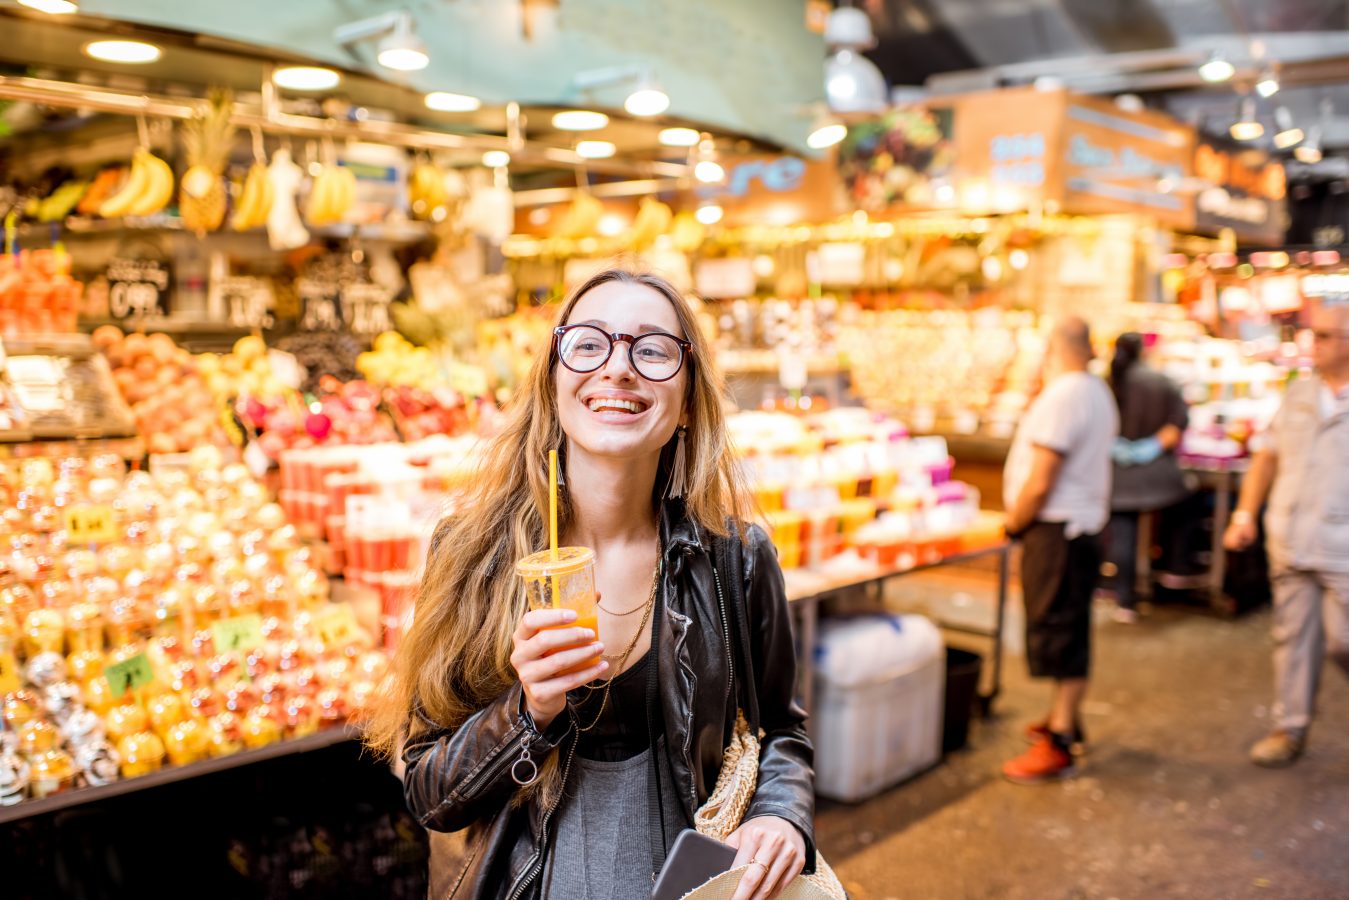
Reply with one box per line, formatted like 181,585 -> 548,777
1193,141 -> 1288,244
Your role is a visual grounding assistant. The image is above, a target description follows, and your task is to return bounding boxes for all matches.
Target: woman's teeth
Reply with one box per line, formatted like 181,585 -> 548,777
587,398 -> 644,414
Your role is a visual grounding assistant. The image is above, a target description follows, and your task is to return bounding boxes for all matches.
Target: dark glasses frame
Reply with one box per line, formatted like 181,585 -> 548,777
553,324 -> 693,383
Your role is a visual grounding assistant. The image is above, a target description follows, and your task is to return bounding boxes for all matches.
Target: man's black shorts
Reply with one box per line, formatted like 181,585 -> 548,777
1020,521 -> 1103,680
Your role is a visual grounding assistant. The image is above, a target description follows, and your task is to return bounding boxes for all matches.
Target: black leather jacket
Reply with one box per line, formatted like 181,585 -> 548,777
403,501 -> 816,899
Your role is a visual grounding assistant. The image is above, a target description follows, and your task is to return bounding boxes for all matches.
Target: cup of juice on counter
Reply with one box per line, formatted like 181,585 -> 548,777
515,546 -> 599,673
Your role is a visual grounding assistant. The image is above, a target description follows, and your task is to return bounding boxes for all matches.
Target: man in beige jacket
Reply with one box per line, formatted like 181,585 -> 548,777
1225,300 -> 1349,767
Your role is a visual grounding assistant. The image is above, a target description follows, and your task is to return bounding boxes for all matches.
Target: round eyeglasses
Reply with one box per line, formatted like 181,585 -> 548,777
554,324 -> 692,383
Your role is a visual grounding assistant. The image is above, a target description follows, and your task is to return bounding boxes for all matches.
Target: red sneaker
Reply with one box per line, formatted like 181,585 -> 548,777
1024,720 -> 1087,755
1003,735 -> 1077,784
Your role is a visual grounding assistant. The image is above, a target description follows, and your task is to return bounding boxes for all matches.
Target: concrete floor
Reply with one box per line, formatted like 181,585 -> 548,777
814,602 -> 1349,900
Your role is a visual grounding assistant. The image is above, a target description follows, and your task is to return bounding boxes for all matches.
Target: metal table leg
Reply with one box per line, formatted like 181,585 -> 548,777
978,545 -> 1009,716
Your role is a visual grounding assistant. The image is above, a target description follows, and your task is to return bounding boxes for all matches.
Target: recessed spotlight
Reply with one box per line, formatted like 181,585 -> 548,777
552,110 -> 609,131
694,160 -> 725,183
695,204 -> 723,225
576,140 -> 615,159
273,66 -> 341,91
659,127 -> 701,147
84,40 -> 162,64
18,0 -> 78,13
1255,70 -> 1280,98
424,91 -> 481,112
482,150 -> 511,168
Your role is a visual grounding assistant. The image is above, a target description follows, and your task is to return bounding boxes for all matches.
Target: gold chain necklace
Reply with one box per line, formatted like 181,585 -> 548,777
574,561 -> 659,734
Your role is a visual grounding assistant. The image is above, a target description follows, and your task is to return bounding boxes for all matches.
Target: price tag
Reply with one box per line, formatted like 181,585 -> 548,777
106,257 -> 170,319
220,276 -> 276,330
0,651 -> 21,695
297,277 -> 344,331
213,614 -> 265,654
64,504 -> 117,545
104,652 -> 155,700
313,604 -> 361,648
340,283 -> 394,336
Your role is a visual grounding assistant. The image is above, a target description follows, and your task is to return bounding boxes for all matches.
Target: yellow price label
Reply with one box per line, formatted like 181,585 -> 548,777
313,604 -> 361,648
104,651 -> 155,700
213,614 -> 265,654
0,651 -> 21,695
64,504 -> 118,545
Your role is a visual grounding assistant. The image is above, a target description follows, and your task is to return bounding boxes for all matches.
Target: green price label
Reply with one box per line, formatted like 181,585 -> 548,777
104,651 -> 155,700
213,614 -> 265,654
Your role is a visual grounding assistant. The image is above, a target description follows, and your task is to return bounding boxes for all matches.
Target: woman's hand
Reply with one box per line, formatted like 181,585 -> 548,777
727,816 -> 806,900
510,606 -> 606,731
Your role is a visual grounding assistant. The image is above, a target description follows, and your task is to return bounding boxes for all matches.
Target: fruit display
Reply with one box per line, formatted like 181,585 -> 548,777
408,161 -> 461,221
273,331 -> 364,394
0,249 -> 84,336
230,159 -> 276,232
97,147 -> 176,219
355,331 -> 441,391
238,379 -> 399,463
75,166 -> 127,217
91,325 -> 233,455
304,163 -> 357,227
629,196 -> 674,249
197,335 -> 292,404
728,409 -> 993,571
553,191 -> 604,240
34,179 -> 89,223
265,148 -> 311,251
0,449 -> 387,807
179,89 -> 236,235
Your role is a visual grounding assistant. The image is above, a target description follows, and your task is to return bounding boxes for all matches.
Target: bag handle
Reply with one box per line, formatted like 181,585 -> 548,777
716,521 -> 760,731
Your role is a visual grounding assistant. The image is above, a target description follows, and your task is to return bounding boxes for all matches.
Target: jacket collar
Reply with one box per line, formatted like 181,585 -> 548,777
659,498 -> 704,564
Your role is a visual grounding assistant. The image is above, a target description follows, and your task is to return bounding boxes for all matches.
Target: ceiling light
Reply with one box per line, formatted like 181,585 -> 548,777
1273,107 -> 1303,149
482,150 -> 510,168
84,40 -> 162,64
824,6 -> 877,50
552,110 -> 609,131
575,140 -> 615,159
1230,98 -> 1263,141
18,0 -> 78,13
1198,52 -> 1235,83
1295,126 -> 1323,163
1255,69 -> 1280,98
807,119 -> 847,150
826,49 -> 888,113
273,66 -> 341,91
624,79 -> 670,117
695,204 -> 723,226
425,91 -> 481,112
377,28 -> 429,71
694,160 -> 725,183
659,127 -> 701,147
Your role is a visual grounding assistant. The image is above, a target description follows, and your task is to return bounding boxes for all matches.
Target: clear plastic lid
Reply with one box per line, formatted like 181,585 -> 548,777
515,546 -> 594,579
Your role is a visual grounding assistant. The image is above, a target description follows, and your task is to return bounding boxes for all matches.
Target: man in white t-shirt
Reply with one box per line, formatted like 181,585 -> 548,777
1001,316 -> 1118,784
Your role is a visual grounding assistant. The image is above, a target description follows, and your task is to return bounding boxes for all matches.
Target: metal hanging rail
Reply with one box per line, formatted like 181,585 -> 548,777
0,75 -> 691,183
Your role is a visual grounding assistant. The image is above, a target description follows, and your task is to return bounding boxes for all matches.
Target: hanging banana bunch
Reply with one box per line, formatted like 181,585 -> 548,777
304,139 -> 357,227
628,196 -> 673,248
99,116 -> 176,219
230,126 -> 274,231
553,191 -> 604,240
409,155 -> 451,220
180,89 -> 236,235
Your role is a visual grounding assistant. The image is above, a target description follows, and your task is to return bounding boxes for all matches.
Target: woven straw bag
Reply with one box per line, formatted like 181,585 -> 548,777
685,712 -> 847,899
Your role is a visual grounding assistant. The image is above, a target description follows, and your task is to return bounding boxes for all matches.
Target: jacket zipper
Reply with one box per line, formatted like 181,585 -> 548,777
454,724 -> 527,804
710,560 -> 734,704
505,736 -> 578,900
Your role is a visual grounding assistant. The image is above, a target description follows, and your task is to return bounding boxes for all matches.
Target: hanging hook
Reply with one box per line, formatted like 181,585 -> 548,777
136,112 -> 150,149
251,125 -> 266,165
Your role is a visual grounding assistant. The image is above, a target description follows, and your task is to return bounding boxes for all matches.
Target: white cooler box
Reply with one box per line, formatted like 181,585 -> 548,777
812,613 -> 945,802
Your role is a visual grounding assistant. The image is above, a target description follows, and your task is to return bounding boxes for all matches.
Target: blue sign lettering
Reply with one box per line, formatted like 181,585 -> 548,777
719,157 -> 807,198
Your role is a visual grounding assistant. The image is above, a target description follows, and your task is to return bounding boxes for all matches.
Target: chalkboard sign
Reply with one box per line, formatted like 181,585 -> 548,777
340,282 -> 394,336
106,257 -> 170,319
218,276 -> 276,330
297,276 -> 344,331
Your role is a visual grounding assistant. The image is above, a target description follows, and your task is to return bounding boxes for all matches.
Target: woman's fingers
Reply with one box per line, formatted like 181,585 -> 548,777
758,844 -> 802,899
729,831 -> 766,900
516,642 -> 605,684
524,658 -> 608,705
515,607 -> 577,640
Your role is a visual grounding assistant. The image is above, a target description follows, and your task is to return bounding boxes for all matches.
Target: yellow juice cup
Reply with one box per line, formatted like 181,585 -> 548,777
516,547 -> 599,674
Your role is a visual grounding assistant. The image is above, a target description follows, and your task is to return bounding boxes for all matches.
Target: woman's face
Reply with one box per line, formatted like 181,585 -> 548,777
555,281 -> 688,465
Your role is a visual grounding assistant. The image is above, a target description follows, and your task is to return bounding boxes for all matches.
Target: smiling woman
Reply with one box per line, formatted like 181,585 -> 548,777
368,268 -> 818,900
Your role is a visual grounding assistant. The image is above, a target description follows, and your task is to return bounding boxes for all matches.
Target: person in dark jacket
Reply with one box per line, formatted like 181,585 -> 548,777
1106,332 -> 1193,623
366,269 -> 815,900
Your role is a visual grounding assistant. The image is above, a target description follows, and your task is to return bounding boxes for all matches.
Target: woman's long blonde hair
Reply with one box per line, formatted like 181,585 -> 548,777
366,269 -> 748,770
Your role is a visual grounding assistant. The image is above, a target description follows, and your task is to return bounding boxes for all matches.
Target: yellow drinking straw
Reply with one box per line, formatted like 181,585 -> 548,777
548,449 -> 561,608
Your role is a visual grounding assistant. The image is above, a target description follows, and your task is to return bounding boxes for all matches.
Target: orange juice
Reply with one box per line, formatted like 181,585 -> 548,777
543,606 -> 601,675
517,547 -> 600,675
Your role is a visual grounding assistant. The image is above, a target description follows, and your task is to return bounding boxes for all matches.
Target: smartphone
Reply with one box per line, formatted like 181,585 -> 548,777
651,828 -> 740,899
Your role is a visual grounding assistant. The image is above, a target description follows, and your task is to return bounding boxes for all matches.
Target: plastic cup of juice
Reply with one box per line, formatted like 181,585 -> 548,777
515,547 -> 599,674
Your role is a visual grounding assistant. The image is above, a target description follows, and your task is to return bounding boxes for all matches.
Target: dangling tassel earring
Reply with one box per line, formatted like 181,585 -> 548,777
667,426 -> 688,498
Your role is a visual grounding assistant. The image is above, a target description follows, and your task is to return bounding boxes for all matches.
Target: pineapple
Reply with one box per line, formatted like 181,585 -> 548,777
180,88 -> 236,235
